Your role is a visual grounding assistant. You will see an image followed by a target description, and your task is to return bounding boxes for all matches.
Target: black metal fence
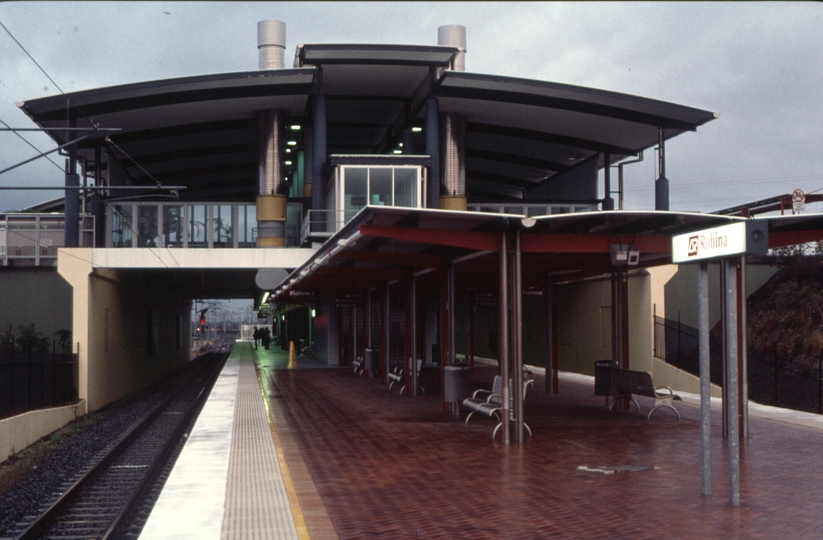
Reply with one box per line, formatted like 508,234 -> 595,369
654,314 -> 823,414
0,338 -> 79,418
653,314 -> 701,375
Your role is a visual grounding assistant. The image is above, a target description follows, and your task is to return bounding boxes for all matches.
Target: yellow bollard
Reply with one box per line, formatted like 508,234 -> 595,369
288,340 -> 296,369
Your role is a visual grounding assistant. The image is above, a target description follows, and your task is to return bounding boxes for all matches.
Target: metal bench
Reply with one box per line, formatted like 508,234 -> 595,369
610,368 -> 683,420
388,359 -> 425,394
352,355 -> 364,375
462,374 -> 534,438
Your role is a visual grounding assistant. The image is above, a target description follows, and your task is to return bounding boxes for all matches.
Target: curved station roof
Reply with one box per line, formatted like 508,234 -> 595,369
19,43 -> 718,203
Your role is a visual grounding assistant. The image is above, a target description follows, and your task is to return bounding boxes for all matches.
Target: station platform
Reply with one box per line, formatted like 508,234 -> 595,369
141,341 -> 823,539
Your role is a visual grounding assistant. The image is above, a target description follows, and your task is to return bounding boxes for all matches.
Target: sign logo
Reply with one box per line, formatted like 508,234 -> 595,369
687,236 -> 699,257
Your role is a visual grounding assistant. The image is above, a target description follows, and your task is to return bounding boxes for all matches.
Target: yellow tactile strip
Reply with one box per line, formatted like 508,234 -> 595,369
221,343 -> 299,540
253,352 -> 339,540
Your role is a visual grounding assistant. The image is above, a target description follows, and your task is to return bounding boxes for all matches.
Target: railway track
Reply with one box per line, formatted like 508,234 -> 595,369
11,336 -> 233,540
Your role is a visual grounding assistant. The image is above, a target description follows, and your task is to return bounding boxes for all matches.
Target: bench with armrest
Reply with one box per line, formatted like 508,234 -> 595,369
388,359 -> 425,394
462,373 -> 534,438
609,368 -> 682,420
352,355 -> 364,376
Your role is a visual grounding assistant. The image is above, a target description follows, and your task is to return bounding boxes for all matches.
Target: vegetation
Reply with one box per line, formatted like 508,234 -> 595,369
746,249 -> 823,413
0,324 -> 72,354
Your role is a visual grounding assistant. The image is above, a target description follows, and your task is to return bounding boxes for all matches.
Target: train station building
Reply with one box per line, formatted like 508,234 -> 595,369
4,19 -> 823,496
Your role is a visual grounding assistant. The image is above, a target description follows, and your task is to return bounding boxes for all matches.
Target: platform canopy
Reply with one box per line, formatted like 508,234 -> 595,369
269,206 -> 823,303
19,43 -> 717,203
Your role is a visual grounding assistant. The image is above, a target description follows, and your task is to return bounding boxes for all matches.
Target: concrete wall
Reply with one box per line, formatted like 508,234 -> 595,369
0,267 -> 72,342
0,400 -> 87,464
654,261 -> 779,329
59,249 -> 192,412
555,270 -> 653,376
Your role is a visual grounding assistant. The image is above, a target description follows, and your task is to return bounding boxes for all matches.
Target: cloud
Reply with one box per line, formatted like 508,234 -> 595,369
1,1 -> 822,213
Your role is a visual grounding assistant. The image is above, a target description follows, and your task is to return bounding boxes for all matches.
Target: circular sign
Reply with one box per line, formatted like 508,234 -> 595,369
792,188 -> 805,202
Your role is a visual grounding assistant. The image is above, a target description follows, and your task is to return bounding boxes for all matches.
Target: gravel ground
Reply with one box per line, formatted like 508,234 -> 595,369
0,393 -> 165,537
0,353 -> 219,537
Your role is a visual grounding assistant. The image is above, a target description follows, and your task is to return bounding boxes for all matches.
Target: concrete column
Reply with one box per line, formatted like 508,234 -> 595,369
440,112 -> 467,211
311,67 -> 327,232
257,109 -> 287,247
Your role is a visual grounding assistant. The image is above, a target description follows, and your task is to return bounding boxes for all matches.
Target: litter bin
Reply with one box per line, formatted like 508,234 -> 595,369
594,359 -> 614,408
443,363 -> 471,404
364,348 -> 379,378
594,360 -> 614,396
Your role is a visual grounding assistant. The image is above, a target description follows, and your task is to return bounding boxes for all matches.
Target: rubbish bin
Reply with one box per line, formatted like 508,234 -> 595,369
594,359 -> 614,408
443,363 -> 471,403
364,348 -> 379,378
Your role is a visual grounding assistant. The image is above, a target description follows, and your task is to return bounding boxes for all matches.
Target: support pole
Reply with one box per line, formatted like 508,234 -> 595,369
545,275 -> 555,394
425,67 -> 440,210
499,231 -> 510,444
384,283 -> 391,386
311,67 -> 327,232
724,258 -> 741,506
739,257 -> 749,439
602,152 -> 614,210
448,261 -> 456,368
698,262 -> 712,496
410,276 -> 418,396
513,230 -> 524,442
65,118 -> 80,248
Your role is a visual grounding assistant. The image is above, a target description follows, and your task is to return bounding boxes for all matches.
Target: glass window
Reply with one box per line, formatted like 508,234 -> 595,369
137,205 -> 158,247
369,168 -> 392,206
527,206 -> 547,217
163,205 -> 184,247
188,204 -> 208,247
394,168 -> 417,207
551,206 -> 571,215
112,204 -> 133,247
238,204 -> 256,247
504,206 -> 525,215
39,216 -> 64,256
213,204 -> 233,247
344,167 -> 368,221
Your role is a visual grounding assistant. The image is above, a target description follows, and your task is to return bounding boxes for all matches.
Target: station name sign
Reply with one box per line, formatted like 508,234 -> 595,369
672,221 -> 768,263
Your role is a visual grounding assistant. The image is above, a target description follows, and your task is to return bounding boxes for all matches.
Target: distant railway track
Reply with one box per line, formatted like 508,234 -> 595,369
11,336 -> 233,540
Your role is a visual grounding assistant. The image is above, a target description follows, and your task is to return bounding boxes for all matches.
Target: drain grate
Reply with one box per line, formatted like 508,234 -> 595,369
577,464 -> 656,475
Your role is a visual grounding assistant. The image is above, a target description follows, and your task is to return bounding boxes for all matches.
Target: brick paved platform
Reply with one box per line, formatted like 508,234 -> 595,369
143,341 -> 823,539
261,353 -> 823,539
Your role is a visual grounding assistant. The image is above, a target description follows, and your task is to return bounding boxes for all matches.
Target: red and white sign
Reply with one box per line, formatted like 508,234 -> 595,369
792,189 -> 805,213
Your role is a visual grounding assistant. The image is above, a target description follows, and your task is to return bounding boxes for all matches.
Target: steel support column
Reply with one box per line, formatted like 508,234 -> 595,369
513,230 -> 524,442
724,258 -> 741,506
311,67 -> 327,231
739,257 -> 749,439
425,67 -> 440,210
545,274 -> 556,394
499,232 -> 511,444
698,262 -> 712,496
410,276 -> 418,396
384,283 -> 391,386
64,118 -> 79,248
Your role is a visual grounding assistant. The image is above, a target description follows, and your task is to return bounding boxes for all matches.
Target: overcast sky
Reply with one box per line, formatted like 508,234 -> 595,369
1,1 -> 822,213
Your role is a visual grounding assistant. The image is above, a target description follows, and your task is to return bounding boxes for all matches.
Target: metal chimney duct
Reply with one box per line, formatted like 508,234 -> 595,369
438,25 -> 466,72
258,20 -> 286,70
440,112 -> 466,210
256,108 -> 287,247
438,25 -> 467,210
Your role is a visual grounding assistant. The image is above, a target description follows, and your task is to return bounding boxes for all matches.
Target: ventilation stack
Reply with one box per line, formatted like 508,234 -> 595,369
256,20 -> 287,246
438,25 -> 467,211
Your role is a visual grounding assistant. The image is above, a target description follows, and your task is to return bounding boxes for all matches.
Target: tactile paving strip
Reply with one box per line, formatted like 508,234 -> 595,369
222,343 -> 299,539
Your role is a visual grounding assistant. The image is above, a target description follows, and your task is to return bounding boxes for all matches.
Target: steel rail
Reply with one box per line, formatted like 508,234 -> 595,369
14,340 -> 231,540
102,342 -> 231,539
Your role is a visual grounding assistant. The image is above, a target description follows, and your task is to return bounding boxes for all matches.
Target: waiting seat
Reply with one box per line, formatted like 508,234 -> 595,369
611,368 -> 683,420
462,374 -> 534,438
